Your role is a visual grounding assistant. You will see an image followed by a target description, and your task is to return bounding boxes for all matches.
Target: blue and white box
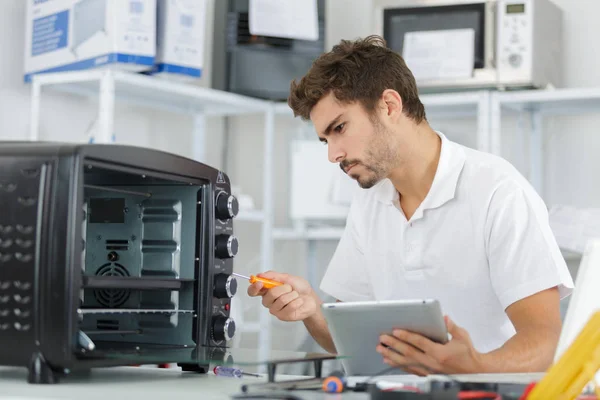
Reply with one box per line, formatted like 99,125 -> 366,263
153,0 -> 207,80
24,0 -> 157,82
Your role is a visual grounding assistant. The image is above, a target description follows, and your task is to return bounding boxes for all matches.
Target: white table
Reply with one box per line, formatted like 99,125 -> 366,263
0,365 -> 370,400
0,365 -> 550,400
0,366 -> 267,400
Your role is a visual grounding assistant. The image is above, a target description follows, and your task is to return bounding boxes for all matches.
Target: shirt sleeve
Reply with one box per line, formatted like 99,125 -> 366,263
319,200 -> 374,302
485,181 -> 574,310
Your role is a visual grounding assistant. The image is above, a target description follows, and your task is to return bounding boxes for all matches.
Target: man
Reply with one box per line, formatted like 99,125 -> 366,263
248,35 -> 574,376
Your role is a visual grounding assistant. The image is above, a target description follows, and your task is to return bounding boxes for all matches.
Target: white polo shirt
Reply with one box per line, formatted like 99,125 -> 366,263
320,131 -> 574,353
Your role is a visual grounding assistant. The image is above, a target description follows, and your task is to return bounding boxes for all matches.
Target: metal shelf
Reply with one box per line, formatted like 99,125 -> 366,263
29,69 -> 273,161
495,87 -> 600,115
82,276 -> 193,291
491,86 -> 600,196
31,69 -> 269,118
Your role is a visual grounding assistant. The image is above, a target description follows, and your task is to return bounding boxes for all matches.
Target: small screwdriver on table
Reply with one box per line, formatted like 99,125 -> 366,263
232,272 -> 283,289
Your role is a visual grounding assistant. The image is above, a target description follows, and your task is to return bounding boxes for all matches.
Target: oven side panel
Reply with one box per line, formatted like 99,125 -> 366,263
0,155 -> 57,367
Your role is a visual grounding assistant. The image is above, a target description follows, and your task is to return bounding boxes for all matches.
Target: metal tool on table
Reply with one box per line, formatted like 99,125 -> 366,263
213,366 -> 260,378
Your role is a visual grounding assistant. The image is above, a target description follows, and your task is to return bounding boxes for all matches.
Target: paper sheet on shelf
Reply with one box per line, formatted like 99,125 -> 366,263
402,28 -> 475,81
249,0 -> 319,41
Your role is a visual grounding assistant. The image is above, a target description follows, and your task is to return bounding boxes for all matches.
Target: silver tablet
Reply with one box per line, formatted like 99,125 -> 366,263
321,299 -> 448,377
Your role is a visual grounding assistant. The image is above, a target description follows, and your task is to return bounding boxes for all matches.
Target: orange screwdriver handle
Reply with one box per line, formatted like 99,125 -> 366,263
249,275 -> 283,289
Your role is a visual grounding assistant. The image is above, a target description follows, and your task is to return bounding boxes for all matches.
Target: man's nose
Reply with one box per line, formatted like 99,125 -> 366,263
328,142 -> 344,164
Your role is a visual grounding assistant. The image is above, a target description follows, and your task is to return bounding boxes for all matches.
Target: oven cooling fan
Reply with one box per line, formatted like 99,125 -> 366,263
93,263 -> 131,308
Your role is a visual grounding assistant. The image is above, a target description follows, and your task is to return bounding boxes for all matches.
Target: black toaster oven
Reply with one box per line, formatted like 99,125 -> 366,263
0,142 -> 241,383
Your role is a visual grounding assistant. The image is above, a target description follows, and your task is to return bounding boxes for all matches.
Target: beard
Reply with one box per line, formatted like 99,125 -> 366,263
340,118 -> 398,189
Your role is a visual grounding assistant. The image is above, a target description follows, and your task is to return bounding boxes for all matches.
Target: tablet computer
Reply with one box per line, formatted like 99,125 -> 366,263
321,299 -> 448,377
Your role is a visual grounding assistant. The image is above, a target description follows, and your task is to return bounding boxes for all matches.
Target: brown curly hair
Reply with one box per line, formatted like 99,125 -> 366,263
288,35 -> 426,123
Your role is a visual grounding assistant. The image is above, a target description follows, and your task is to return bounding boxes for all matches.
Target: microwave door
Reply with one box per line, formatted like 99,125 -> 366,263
377,1 -> 498,91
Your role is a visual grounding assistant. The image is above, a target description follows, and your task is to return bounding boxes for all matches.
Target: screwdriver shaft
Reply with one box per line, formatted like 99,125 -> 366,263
232,272 -> 250,280
232,272 -> 282,288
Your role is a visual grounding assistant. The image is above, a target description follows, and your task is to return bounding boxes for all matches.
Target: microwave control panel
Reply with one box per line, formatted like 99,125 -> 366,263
497,1 -> 532,80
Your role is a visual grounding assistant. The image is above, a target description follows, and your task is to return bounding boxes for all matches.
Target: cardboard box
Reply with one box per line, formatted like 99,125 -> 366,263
152,0 -> 207,80
24,0 -> 156,82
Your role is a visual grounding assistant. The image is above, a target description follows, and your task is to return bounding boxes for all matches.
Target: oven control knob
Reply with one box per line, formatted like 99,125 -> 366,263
215,191 -> 239,220
214,273 -> 237,298
215,235 -> 238,259
213,316 -> 236,341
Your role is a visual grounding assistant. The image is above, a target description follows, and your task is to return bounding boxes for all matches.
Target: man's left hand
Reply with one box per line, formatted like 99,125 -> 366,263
376,316 -> 483,376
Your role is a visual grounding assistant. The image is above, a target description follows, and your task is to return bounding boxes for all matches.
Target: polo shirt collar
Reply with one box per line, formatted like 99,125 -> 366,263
374,131 -> 466,215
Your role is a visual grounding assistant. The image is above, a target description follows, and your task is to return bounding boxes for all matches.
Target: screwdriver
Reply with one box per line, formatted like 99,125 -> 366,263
232,272 -> 283,289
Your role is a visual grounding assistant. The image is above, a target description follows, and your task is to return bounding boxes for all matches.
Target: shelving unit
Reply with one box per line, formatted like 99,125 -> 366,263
28,69 -> 276,365
490,87 -> 600,262
491,87 -> 600,195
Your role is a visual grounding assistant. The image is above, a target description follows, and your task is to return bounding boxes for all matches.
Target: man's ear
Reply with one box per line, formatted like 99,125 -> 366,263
380,89 -> 403,121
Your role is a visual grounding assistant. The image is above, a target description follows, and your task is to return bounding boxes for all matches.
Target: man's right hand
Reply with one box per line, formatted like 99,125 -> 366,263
247,271 -> 320,322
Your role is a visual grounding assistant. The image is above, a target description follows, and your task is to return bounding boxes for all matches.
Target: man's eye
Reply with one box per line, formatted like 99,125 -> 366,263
334,123 -> 345,132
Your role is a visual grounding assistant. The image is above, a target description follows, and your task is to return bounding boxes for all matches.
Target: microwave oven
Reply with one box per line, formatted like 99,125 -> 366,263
373,0 -> 563,92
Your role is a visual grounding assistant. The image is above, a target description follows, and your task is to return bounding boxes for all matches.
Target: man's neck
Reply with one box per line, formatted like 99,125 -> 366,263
388,124 -> 442,205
